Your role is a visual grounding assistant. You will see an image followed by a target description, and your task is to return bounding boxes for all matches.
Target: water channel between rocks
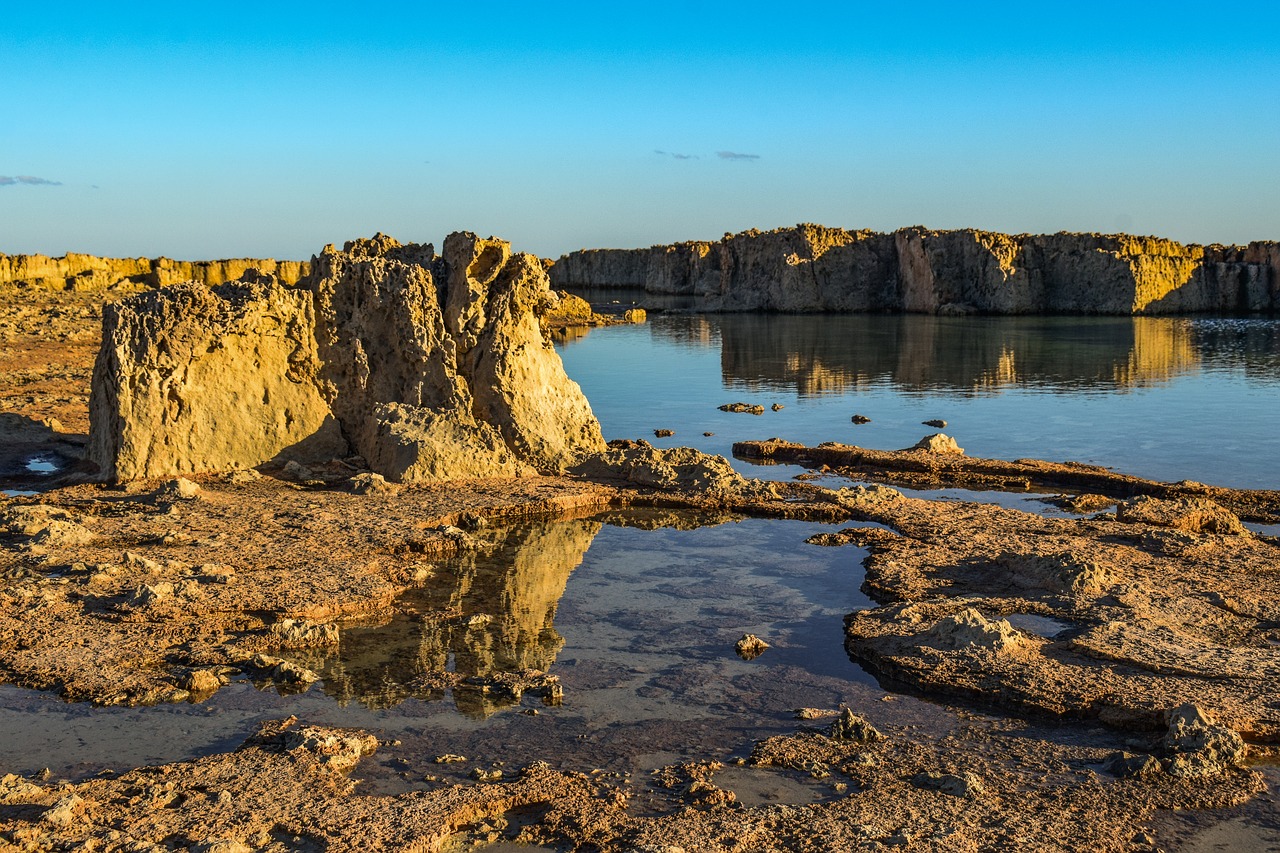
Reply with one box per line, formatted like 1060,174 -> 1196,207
0,511 -> 940,808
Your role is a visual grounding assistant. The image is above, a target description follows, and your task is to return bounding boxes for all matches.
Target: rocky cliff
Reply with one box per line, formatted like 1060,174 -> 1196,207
89,233 -> 604,482
0,252 -> 308,292
550,225 -> 1279,314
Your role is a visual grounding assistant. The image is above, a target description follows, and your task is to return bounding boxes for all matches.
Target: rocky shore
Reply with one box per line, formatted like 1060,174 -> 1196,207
549,224 -> 1280,314
2,234 -> 1279,851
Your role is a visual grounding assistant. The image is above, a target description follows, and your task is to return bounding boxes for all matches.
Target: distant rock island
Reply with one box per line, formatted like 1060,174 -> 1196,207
549,224 -> 1280,314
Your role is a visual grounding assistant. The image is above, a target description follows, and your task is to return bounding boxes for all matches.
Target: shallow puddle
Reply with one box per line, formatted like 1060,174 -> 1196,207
0,510 -> 944,788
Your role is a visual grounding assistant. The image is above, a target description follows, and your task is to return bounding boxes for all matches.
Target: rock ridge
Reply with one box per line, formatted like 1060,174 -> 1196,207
550,224 -> 1279,314
0,252 -> 309,292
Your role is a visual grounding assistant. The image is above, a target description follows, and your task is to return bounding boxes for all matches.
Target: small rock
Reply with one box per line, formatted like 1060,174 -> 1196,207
904,433 -> 964,454
735,633 -> 770,660
912,770 -> 983,798
829,708 -> 884,742
282,460 -> 313,481
346,472 -> 399,495
181,669 -> 223,695
771,403 -> 784,411
851,414 -> 871,424
653,429 -> 675,438
40,793 -> 84,827
225,469 -> 261,485
128,582 -> 174,608
434,754 -> 468,763
155,477 -> 201,502
718,402 -> 765,415
1104,751 -> 1162,779
922,419 -> 948,428
926,608 -> 1031,653
30,520 -> 97,547
472,767 -> 503,782
623,308 -> 647,323
1161,703 -> 1246,777
702,432 -> 714,436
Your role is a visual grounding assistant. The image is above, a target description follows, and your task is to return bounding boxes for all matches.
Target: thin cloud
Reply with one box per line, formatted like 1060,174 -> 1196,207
716,151 -> 760,161
0,175 -> 62,186
653,150 -> 699,160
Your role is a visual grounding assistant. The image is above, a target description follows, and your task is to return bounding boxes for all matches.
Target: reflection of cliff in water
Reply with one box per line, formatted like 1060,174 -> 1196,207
678,315 -> 1208,396
304,518 -> 601,717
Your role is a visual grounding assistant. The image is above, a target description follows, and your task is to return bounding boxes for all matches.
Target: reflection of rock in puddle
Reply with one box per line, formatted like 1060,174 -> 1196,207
712,765 -> 838,807
1004,613 -> 1073,639
287,518 -> 600,717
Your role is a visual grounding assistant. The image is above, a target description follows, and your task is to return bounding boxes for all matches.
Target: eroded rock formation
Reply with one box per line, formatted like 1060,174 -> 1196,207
89,233 -> 605,482
550,224 -> 1279,314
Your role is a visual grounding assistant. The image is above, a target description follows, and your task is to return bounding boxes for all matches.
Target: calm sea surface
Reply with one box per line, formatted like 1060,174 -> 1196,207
556,312 -> 1280,490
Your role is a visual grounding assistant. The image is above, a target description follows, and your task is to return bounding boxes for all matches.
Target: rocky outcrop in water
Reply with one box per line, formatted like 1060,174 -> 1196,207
89,233 -> 605,482
0,252 -> 308,292
550,224 -> 1279,314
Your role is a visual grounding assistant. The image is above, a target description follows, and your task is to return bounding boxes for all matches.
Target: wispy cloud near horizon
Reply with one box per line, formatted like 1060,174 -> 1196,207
716,151 -> 760,161
654,149 -> 699,160
0,175 -> 62,187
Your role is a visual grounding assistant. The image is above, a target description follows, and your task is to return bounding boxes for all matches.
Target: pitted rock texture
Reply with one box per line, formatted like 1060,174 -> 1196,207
88,275 -> 345,481
550,224 -> 1280,314
90,232 -> 604,482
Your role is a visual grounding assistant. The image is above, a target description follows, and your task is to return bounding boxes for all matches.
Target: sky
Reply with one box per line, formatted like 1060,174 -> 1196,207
2,2 -> 1278,260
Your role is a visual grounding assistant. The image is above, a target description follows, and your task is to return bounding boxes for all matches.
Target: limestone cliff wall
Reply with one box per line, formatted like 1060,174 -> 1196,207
549,225 -> 1280,315
0,252 -> 308,292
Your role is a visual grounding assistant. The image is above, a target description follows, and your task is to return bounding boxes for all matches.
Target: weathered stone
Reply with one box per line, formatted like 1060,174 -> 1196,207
904,433 -> 964,454
89,276 -> 346,481
926,608 -> 1032,653
734,634 -> 770,660
1117,496 -> 1249,536
89,231 -> 605,484
829,708 -> 884,743
1161,704 -> 1246,778
155,477 -> 201,502
571,442 -> 777,502
911,771 -> 984,798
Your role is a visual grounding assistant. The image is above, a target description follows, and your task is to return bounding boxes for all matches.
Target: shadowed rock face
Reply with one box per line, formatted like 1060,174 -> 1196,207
550,224 -> 1279,314
89,233 -> 605,482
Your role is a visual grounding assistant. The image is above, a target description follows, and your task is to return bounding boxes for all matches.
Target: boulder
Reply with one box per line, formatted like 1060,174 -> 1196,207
88,275 -> 346,481
89,232 -> 605,483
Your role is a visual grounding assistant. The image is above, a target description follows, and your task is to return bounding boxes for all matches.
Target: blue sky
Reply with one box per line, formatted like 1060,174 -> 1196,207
2,2 -> 1278,259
